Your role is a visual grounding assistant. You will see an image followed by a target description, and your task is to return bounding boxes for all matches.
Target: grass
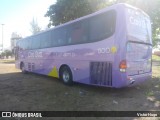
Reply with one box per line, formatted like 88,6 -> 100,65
152,54 -> 160,61
152,66 -> 160,77
146,90 -> 154,96
145,65 -> 160,98
0,59 -> 15,63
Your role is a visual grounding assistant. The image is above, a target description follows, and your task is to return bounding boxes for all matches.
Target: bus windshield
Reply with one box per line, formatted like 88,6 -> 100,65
126,8 -> 151,44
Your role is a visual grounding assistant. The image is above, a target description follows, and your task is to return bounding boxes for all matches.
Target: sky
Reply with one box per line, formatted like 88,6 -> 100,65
0,0 -> 56,49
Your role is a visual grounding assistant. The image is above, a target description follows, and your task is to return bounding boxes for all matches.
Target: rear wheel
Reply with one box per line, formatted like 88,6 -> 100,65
20,62 -> 27,74
60,66 -> 73,85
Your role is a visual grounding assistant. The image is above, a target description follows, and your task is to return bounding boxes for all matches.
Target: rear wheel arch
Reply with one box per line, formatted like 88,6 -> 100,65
20,61 -> 27,73
20,62 -> 24,69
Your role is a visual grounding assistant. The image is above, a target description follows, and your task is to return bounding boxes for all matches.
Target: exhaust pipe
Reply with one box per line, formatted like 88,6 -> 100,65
130,80 -> 135,85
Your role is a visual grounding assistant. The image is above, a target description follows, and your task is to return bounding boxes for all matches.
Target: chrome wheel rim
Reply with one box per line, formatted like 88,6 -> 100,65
21,65 -> 25,72
63,71 -> 70,82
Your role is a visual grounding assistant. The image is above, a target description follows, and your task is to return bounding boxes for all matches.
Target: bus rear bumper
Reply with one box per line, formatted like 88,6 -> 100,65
126,73 -> 152,87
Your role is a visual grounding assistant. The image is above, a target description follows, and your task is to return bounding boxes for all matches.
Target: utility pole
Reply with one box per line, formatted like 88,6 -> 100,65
1,24 -> 4,52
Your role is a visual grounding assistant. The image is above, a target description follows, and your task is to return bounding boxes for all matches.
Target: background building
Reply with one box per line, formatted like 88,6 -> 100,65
10,32 -> 22,54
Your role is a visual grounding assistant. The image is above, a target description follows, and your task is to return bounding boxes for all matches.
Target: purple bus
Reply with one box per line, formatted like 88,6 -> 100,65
15,3 -> 152,88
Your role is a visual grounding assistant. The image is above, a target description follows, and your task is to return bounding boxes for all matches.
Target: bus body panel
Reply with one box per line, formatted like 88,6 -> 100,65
16,35 -> 116,87
15,3 -> 152,88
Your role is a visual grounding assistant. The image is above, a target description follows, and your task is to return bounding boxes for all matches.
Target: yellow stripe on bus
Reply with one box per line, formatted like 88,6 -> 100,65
48,66 -> 58,78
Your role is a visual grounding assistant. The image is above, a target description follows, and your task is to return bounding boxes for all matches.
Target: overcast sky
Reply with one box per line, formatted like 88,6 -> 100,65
0,0 -> 55,49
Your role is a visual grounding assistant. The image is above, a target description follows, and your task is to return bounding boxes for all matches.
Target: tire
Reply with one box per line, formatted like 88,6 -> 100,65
60,66 -> 73,85
20,62 -> 27,74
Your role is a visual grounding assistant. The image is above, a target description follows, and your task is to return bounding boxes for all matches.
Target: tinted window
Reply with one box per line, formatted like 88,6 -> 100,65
22,39 -> 29,50
39,32 -> 51,48
50,30 -> 57,47
27,38 -> 32,50
46,31 -> 53,48
89,10 -> 116,42
23,39 -> 28,50
19,40 -> 25,50
31,36 -> 41,49
17,41 -> 21,50
67,21 -> 88,45
54,28 -> 67,46
18,10 -> 116,49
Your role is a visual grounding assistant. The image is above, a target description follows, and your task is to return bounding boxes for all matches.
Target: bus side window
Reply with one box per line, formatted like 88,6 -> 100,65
81,20 -> 89,42
67,24 -> 76,44
72,24 -> 83,44
39,33 -> 50,48
89,10 -> 116,42
89,14 -> 107,41
67,21 -> 88,45
16,42 -> 20,50
54,28 -> 67,46
31,36 -> 41,49
47,31 -> 52,48
36,36 -> 41,49
51,30 -> 57,47
28,38 -> 32,50
19,41 -> 23,50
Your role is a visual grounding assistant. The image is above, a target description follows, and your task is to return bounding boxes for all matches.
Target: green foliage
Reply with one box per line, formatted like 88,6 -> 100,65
0,52 -> 5,57
45,0 -> 111,27
153,28 -> 160,47
0,50 -> 13,58
45,0 -> 160,46
152,55 -> 160,61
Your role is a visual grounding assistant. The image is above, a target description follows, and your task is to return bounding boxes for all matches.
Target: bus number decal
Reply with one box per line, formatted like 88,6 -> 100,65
97,48 -> 110,54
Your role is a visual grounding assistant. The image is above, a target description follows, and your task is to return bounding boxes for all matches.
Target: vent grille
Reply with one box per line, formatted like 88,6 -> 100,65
90,62 -> 112,86
28,63 -> 35,71
32,63 -> 35,71
28,63 -> 31,71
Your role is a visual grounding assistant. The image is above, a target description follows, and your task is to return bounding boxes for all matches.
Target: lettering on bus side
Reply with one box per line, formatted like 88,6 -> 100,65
35,51 -> 43,58
63,52 -> 76,57
129,16 -> 146,29
28,52 -> 34,58
28,51 -> 43,58
127,9 -> 146,29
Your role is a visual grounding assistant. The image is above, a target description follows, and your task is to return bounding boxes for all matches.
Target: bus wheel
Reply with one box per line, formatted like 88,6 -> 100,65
20,62 -> 27,74
60,66 -> 73,85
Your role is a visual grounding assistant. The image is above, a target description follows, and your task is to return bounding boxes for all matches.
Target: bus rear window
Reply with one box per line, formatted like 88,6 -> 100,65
127,42 -> 152,60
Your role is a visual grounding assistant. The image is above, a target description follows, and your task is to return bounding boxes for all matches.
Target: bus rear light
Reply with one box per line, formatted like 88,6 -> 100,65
119,60 -> 127,72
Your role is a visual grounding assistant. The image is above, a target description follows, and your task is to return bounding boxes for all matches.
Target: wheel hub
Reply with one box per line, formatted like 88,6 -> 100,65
63,71 -> 70,82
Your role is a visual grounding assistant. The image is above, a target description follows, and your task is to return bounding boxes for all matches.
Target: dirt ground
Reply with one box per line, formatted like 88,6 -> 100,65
0,60 -> 160,120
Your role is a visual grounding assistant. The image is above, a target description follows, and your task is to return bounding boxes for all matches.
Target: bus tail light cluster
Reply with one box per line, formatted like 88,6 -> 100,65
119,60 -> 127,72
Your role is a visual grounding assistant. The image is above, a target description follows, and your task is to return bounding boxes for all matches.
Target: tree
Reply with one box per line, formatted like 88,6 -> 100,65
0,52 -> 5,58
45,0 -> 160,46
0,50 -> 12,59
30,18 -> 41,35
45,0 -> 111,27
